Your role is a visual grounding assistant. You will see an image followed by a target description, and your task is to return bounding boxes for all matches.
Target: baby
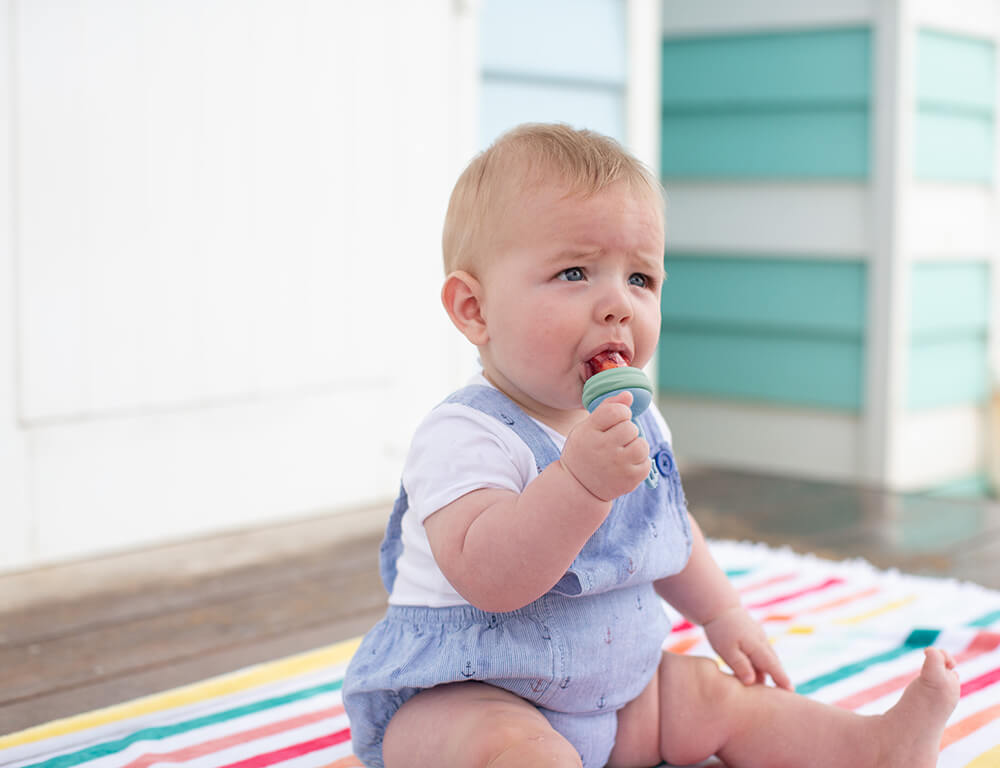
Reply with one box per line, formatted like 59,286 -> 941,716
343,123 -> 959,768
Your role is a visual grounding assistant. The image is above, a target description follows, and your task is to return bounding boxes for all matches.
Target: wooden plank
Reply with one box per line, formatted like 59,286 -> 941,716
0,552 -> 384,706
2,534 -> 379,648
0,609 -> 384,736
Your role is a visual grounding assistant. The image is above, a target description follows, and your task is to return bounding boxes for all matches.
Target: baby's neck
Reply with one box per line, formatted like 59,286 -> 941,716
479,372 -> 586,437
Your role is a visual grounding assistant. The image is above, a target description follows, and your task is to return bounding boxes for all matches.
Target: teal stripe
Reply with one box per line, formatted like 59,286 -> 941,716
916,29 -> 996,111
661,109 -> 868,179
661,27 -> 871,179
24,680 -> 343,768
969,609 -> 1000,628
907,334 -> 989,409
662,27 -> 871,106
658,330 -> 864,410
662,256 -> 867,335
725,568 -> 752,578
795,629 -> 940,695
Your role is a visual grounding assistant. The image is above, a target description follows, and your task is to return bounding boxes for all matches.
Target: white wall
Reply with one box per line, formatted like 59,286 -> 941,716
1,0 -> 479,571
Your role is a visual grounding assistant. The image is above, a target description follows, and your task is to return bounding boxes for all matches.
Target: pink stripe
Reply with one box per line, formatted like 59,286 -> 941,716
219,728 -> 351,768
836,632 -> 1000,710
672,577 -> 846,634
737,573 -> 798,594
961,665 -> 1000,698
747,577 -> 845,610
121,706 -> 345,768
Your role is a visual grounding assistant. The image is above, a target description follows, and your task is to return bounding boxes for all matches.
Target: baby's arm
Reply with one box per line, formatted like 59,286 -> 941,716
655,517 -> 792,689
424,392 -> 650,612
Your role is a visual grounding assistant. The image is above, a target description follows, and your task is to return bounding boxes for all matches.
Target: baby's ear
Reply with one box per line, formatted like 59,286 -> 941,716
441,270 -> 489,345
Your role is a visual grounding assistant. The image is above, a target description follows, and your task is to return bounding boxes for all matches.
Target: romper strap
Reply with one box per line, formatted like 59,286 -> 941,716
443,386 -> 562,473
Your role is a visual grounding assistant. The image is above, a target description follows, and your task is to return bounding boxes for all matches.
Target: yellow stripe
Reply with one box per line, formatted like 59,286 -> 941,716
834,595 -> 917,625
786,625 -> 814,635
964,744 -> 1000,768
0,636 -> 361,751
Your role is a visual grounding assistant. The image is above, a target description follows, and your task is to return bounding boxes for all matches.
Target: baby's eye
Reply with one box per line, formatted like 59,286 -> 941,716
558,267 -> 586,282
629,273 -> 650,288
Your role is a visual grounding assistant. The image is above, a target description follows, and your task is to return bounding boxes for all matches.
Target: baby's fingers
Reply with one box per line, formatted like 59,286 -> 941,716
589,395 -> 634,430
723,647 -> 756,686
746,642 -> 793,690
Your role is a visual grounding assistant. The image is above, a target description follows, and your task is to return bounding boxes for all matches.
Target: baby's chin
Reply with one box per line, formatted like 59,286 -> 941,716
516,388 -> 589,419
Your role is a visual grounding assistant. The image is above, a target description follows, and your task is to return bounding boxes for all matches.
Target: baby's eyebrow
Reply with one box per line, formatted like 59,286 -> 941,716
633,252 -> 667,277
545,247 -> 602,264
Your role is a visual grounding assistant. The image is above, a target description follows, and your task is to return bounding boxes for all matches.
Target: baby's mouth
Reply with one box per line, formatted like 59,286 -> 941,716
584,350 -> 629,381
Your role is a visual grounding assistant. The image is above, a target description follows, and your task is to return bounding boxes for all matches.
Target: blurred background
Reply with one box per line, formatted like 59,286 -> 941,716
2,0 -> 999,575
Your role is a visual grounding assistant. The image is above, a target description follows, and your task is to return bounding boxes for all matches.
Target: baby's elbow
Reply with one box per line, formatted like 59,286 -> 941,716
452,574 -> 537,613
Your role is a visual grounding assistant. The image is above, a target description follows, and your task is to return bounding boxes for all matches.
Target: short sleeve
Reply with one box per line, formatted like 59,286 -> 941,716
649,402 -> 673,446
402,403 -> 540,525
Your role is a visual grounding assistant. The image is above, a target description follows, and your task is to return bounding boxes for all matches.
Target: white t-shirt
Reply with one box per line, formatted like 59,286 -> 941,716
388,373 -> 672,607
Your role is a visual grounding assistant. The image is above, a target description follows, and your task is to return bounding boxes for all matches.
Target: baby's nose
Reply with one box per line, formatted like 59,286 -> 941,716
600,290 -> 632,324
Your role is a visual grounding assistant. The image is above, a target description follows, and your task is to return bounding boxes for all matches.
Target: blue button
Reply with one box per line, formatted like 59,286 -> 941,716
655,449 -> 674,476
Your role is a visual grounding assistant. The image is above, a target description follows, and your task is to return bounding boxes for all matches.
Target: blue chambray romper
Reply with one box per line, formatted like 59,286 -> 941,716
343,386 -> 693,768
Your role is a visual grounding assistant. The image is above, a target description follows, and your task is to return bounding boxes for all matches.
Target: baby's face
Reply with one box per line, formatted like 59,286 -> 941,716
475,179 -> 665,428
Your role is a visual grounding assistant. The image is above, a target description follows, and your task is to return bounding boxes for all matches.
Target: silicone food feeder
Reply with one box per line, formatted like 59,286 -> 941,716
581,351 -> 658,488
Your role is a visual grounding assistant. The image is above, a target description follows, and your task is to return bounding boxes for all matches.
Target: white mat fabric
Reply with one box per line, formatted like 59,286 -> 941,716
2,540 -> 999,767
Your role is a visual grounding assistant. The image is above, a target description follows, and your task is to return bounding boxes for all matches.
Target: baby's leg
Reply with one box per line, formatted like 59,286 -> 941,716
611,647 -> 958,768
382,681 -> 582,768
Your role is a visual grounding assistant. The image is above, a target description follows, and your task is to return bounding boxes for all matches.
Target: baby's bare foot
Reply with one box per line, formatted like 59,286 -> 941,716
877,648 -> 959,768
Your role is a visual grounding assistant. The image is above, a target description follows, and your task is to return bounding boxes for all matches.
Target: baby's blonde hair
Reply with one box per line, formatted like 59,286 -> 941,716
442,123 -> 665,274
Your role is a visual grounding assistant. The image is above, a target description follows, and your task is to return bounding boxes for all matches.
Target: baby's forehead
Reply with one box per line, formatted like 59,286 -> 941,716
503,172 -> 665,227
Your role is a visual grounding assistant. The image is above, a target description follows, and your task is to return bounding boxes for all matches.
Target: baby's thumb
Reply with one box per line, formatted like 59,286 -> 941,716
601,390 -> 633,408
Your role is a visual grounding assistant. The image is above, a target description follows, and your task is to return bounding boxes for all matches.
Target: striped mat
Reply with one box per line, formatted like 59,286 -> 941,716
2,540 -> 1000,768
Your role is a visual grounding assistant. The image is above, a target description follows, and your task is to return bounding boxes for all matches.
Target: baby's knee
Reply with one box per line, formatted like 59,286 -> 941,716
675,655 -> 737,706
483,716 -> 582,768
659,656 -> 737,765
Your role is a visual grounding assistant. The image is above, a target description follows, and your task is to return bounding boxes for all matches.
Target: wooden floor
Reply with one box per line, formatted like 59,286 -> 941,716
3,466 -> 1000,737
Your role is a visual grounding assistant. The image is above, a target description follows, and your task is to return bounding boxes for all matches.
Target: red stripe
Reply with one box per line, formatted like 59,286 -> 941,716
219,728 -> 351,768
121,706 -> 345,767
961,665 -> 1000,698
835,632 -> 1000,710
747,577 -> 845,610
672,577 -> 846,634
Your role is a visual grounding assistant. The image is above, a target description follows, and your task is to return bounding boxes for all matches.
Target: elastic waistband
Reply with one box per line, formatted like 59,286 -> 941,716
385,583 -> 657,627
384,601 -> 539,628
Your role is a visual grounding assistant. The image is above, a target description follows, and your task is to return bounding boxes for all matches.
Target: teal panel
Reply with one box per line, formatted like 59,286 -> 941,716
481,0 -> 626,83
658,330 -> 864,410
922,473 -> 993,499
915,30 -> 996,182
910,262 -> 990,336
480,80 -> 625,147
662,109 -> 868,178
661,27 -> 871,179
662,257 -> 866,335
908,261 -> 990,410
479,0 -> 626,148
908,335 -> 989,409
662,27 -> 871,107
658,256 -> 866,410
914,110 -> 994,182
916,30 -> 996,111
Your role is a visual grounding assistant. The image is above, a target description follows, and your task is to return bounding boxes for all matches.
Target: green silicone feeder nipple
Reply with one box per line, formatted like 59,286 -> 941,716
581,353 -> 658,488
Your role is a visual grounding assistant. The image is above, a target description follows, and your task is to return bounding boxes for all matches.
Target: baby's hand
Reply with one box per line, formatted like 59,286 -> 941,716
560,392 -> 651,502
703,605 -> 793,690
